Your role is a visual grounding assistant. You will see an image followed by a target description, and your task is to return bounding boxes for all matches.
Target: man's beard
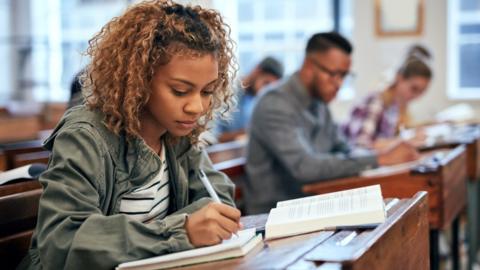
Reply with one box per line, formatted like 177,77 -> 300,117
308,74 -> 321,99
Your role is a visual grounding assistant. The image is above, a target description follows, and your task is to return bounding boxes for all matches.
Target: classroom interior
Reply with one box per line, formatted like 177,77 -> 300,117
1,0 -> 479,270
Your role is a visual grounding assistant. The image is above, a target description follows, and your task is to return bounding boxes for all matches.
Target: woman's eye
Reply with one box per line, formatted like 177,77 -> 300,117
171,88 -> 187,96
201,90 -> 214,97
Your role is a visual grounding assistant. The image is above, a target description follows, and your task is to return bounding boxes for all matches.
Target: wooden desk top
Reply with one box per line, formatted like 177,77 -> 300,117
303,146 -> 467,230
207,140 -> 246,164
168,192 -> 429,270
418,124 -> 480,181
0,139 -> 46,169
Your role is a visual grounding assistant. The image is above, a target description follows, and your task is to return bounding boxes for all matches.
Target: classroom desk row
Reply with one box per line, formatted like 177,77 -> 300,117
1,124 -> 479,270
0,179 -> 428,270
304,146 -> 466,270
168,192 -> 429,270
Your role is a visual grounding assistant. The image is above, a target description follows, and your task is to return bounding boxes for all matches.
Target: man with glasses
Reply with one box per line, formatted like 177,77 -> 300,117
245,32 -> 419,214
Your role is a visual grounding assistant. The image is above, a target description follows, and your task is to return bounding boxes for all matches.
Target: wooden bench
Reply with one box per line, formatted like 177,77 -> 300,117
303,146 -> 467,270
0,179 -> 42,269
172,192 -> 430,270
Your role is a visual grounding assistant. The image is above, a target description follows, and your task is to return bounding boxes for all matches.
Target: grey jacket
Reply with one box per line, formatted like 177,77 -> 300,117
245,73 -> 377,214
18,106 -> 235,270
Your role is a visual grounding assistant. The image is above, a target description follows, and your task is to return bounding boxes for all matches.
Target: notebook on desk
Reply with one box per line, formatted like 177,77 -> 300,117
116,228 -> 262,270
265,185 -> 386,240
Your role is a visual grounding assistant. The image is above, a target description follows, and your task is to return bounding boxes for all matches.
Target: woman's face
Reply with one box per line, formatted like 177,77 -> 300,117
395,75 -> 430,105
146,53 -> 219,137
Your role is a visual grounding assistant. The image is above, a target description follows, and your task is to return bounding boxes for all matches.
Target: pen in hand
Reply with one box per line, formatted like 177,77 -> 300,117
198,169 -> 241,237
198,169 -> 221,203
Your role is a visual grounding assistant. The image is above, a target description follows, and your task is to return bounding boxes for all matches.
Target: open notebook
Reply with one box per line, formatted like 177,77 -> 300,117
265,185 -> 386,240
116,228 -> 262,270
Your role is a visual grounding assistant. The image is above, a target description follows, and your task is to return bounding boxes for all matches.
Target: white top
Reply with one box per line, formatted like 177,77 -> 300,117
119,142 -> 169,223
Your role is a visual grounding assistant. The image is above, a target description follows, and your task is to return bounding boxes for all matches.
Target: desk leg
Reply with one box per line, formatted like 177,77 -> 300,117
452,216 -> 460,270
430,229 -> 439,270
467,180 -> 479,270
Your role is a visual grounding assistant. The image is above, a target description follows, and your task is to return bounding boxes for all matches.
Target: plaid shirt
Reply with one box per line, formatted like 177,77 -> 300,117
342,92 -> 399,147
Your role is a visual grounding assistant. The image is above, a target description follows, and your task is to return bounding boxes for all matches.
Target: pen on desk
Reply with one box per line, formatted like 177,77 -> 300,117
198,169 -> 221,203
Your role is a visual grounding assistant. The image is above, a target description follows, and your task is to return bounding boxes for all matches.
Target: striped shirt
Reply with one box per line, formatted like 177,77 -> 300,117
119,142 -> 169,223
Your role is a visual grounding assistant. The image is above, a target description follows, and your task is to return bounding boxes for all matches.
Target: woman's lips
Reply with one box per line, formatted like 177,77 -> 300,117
176,120 -> 197,129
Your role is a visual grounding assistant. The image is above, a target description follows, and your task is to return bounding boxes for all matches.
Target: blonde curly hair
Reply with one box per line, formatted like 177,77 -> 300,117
83,0 -> 237,144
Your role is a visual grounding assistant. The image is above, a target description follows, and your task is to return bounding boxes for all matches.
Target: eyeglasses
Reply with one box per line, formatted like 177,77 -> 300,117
309,57 -> 355,81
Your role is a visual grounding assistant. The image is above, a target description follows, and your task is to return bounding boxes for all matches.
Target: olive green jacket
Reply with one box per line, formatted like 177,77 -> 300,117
18,106 -> 235,270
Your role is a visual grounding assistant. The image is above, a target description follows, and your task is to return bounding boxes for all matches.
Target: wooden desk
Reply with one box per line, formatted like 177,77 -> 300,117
0,139 -> 46,169
417,124 -> 480,270
303,146 -> 467,270
12,151 -> 50,168
419,124 -> 480,181
207,140 -> 246,164
0,116 -> 41,144
169,192 -> 429,270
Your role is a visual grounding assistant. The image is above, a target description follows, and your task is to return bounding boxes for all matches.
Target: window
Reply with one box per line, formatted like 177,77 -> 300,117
213,0 -> 354,99
0,0 -> 353,104
0,0 -> 130,104
448,0 -> 480,99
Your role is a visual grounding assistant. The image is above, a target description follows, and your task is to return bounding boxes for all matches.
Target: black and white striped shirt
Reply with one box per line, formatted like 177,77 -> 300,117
119,142 -> 169,223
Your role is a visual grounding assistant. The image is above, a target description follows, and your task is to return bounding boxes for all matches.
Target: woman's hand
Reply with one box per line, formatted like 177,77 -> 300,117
377,140 -> 420,166
185,202 -> 242,247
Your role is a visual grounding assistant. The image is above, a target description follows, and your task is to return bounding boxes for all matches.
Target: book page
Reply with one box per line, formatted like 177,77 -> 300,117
268,192 -> 384,225
276,185 -> 381,208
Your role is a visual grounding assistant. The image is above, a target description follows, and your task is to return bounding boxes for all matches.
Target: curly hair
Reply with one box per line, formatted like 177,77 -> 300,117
83,0 -> 237,144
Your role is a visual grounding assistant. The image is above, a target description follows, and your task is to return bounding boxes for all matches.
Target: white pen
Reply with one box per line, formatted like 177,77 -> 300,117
199,169 -> 241,238
198,169 -> 221,203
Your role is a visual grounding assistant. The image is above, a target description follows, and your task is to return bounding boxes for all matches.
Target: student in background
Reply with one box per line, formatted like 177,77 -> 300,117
342,45 -> 432,148
18,1 -> 241,269
215,56 -> 284,142
245,32 -> 419,214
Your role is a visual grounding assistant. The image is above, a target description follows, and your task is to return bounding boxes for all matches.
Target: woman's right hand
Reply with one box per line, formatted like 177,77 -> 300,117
185,202 -> 242,247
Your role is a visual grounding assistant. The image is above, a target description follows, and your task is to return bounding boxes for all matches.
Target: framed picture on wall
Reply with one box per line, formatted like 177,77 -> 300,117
375,0 -> 424,37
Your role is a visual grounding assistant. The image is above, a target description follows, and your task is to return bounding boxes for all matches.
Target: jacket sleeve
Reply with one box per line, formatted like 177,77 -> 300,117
250,94 -> 378,183
186,148 -> 236,208
35,125 -> 194,270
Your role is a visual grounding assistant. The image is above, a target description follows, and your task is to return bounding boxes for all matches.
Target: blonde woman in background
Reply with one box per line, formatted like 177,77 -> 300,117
342,45 -> 432,149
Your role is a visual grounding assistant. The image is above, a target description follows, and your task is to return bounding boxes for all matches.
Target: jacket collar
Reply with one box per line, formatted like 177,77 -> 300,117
287,72 -> 320,111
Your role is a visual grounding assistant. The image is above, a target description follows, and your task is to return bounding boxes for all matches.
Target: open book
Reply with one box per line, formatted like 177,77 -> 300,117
265,185 -> 386,240
116,228 -> 262,270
